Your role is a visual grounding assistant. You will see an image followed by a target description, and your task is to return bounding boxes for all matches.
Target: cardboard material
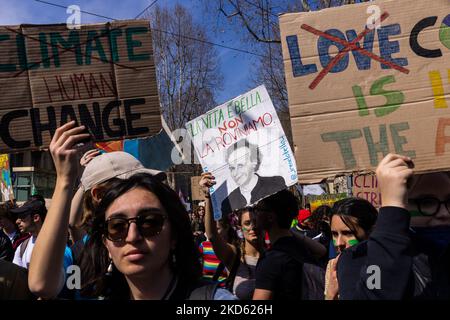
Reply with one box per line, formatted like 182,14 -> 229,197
0,20 -> 161,153
280,0 -> 450,183
307,193 -> 348,212
352,174 -> 382,208
191,176 -> 206,201
186,85 -> 298,220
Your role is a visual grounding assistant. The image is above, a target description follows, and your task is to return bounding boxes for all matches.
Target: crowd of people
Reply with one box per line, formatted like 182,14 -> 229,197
1,122 -> 449,300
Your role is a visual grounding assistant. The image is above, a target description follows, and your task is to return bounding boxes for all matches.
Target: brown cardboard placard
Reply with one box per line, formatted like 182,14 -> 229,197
307,193 -> 348,212
352,174 -> 382,208
280,0 -> 450,183
191,176 -> 206,201
0,20 -> 161,153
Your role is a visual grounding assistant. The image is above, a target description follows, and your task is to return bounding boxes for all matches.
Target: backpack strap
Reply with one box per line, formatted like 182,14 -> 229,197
188,282 -> 219,300
19,237 -> 31,259
223,245 -> 241,291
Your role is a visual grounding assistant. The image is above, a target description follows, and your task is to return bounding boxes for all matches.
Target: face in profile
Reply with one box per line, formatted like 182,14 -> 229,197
227,146 -> 257,187
331,215 -> 366,254
408,172 -> 450,228
103,187 -> 175,277
16,214 -> 35,234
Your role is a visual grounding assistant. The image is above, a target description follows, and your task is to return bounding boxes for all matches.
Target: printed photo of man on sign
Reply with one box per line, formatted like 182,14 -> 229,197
186,85 -> 298,220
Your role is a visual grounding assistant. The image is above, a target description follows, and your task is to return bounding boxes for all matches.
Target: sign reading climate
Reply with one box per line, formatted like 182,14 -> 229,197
0,20 -> 161,153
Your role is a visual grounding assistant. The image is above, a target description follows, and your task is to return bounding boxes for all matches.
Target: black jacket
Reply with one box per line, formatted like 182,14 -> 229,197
337,206 -> 450,300
0,230 -> 14,262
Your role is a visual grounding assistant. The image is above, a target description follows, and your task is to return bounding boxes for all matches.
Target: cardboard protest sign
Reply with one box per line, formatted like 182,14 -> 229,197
307,193 -> 348,212
352,174 -> 382,208
186,85 -> 298,219
0,20 -> 161,154
280,0 -> 450,183
0,154 -> 14,201
191,176 -> 206,201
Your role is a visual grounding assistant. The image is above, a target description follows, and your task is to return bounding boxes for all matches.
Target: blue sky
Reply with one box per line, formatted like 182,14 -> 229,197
1,0 -> 258,104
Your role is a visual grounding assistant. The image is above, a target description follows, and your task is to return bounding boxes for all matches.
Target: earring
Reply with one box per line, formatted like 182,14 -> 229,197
106,259 -> 113,276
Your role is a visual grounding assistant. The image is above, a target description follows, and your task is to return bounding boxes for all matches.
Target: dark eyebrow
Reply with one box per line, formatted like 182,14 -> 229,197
107,208 -> 165,220
107,212 -> 128,220
137,208 -> 165,216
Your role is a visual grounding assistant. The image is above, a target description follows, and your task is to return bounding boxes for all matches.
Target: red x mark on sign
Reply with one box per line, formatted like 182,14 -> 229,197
301,12 -> 410,90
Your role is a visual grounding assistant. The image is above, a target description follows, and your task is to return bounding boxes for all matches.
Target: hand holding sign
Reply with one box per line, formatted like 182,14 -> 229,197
199,172 -> 216,198
49,121 -> 90,186
376,153 -> 414,209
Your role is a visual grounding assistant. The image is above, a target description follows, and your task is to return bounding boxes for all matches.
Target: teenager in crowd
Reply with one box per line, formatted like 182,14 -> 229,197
191,204 -> 206,246
199,216 -> 235,284
337,153 -> 450,299
28,122 -> 235,300
252,189 -> 304,300
324,198 -> 378,300
11,196 -> 47,269
199,172 -> 265,299
0,202 -> 31,251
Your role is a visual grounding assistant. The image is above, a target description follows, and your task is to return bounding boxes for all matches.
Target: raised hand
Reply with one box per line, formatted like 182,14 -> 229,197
199,172 -> 216,197
376,153 -> 414,209
325,254 -> 340,300
49,121 -> 90,184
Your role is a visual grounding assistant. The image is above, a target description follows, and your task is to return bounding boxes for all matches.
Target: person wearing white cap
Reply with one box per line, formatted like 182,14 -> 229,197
29,122 -> 237,300
28,121 -> 165,299
68,150 -> 166,243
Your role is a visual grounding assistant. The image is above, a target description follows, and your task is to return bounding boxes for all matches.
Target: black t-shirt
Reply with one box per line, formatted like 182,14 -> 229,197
255,236 -> 303,300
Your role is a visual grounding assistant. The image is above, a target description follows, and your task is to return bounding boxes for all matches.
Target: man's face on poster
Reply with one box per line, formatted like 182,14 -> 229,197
227,146 -> 257,187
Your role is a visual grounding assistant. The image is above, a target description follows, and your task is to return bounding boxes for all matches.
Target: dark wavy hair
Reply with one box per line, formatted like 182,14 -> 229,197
84,173 -> 202,299
309,205 -> 332,232
331,197 -> 378,241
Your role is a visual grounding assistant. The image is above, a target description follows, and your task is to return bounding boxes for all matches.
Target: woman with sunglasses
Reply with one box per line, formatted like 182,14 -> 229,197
336,154 -> 450,299
199,173 -> 265,300
28,122 -> 236,300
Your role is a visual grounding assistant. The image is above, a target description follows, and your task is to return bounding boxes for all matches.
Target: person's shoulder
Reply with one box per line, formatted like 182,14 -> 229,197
338,240 -> 368,266
0,260 -> 33,300
0,230 -> 9,242
258,246 -> 288,266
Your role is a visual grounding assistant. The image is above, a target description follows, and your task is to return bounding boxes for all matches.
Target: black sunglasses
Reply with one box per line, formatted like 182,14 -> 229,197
103,210 -> 167,242
410,197 -> 450,216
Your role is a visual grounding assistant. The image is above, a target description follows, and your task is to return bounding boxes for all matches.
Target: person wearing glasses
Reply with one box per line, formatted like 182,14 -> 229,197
336,153 -> 450,299
28,122 -> 236,300
11,196 -> 47,269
